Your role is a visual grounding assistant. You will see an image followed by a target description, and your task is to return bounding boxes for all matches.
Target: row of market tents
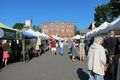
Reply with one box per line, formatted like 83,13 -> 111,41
0,23 -> 73,41
0,23 -> 65,61
22,29 -> 50,39
0,23 -> 50,40
86,16 -> 120,38
3,15 -> 120,40
0,23 -> 64,40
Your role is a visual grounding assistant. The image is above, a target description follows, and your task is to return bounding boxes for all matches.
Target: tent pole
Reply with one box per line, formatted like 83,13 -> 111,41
22,38 -> 25,61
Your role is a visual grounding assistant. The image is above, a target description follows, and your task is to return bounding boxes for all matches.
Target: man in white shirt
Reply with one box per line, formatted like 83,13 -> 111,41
59,40 -> 64,56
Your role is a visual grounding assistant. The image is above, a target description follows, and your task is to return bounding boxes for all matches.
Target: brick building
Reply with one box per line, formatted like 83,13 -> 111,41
40,22 -> 76,38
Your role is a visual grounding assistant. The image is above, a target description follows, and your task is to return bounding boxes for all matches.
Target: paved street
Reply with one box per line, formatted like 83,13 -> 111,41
0,47 -> 88,80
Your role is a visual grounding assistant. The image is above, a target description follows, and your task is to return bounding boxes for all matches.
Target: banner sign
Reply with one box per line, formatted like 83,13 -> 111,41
0,28 -> 16,39
0,28 -> 4,38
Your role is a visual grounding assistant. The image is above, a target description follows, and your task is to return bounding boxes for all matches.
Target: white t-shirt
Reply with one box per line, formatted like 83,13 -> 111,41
59,42 -> 64,48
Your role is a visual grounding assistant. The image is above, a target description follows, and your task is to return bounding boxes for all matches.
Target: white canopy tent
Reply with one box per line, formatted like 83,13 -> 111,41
22,29 -> 39,61
22,29 -> 50,61
25,29 -> 39,36
81,35 -> 85,38
86,16 -> 120,38
98,16 -> 120,34
35,32 -> 50,50
86,22 -> 109,38
36,31 -> 50,39
72,34 -> 81,39
40,33 -> 50,39
107,16 -> 120,31
23,29 -> 39,38
23,29 -> 50,39
52,35 -> 64,41
93,22 -> 109,35
86,30 -> 95,38
36,31 -> 44,37
35,36 -> 41,50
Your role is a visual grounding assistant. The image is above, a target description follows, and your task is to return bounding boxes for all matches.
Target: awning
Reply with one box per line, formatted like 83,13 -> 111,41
22,29 -> 38,39
0,23 -> 18,39
72,35 -> 81,39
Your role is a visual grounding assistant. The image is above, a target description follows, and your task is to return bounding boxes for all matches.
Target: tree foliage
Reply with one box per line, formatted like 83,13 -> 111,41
32,25 -> 40,31
75,30 -> 80,35
110,0 -> 120,18
13,23 -> 24,30
94,0 -> 120,27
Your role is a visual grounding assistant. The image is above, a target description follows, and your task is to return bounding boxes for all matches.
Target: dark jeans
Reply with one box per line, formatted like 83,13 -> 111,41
112,54 -> 120,80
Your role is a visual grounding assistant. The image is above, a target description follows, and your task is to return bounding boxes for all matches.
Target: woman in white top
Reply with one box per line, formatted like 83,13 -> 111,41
79,39 -> 85,61
88,36 -> 107,80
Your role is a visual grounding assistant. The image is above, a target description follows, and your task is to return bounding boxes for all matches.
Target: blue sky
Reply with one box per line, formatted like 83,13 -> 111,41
0,0 -> 109,30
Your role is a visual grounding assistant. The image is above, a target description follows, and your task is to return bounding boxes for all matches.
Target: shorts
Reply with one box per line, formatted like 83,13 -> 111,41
51,48 -> 56,52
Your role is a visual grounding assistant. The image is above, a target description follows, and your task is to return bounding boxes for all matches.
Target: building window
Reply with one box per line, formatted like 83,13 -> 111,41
42,30 -> 45,33
61,29 -> 64,32
66,29 -> 70,33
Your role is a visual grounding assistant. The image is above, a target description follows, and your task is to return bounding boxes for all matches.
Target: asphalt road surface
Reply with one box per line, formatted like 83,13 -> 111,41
0,47 -> 88,80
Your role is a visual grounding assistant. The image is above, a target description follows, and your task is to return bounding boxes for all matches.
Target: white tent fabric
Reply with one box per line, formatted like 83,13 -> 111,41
40,33 -> 50,39
86,32 -> 91,38
72,35 -> 81,39
86,32 -> 94,38
52,35 -> 59,40
94,21 -> 109,35
35,32 -> 50,50
52,35 -> 64,40
58,37 -> 64,41
107,16 -> 120,30
36,31 -> 44,37
35,37 -> 41,50
98,16 -> 120,33
86,16 -> 120,38
26,29 -> 39,36
86,22 -> 109,38
23,29 -> 50,39
23,29 -> 39,38
81,35 -> 85,38
36,31 -> 49,39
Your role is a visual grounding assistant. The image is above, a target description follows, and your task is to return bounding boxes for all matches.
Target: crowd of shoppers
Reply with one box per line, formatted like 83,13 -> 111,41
0,40 -> 22,68
0,30 -> 120,80
66,30 -> 120,80
87,30 -> 120,80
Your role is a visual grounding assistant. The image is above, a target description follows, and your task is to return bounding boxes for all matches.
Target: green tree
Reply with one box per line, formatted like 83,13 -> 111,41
94,3 -> 112,27
94,0 -> 120,27
32,25 -> 40,31
13,23 -> 24,30
75,30 -> 80,35
109,0 -> 120,18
